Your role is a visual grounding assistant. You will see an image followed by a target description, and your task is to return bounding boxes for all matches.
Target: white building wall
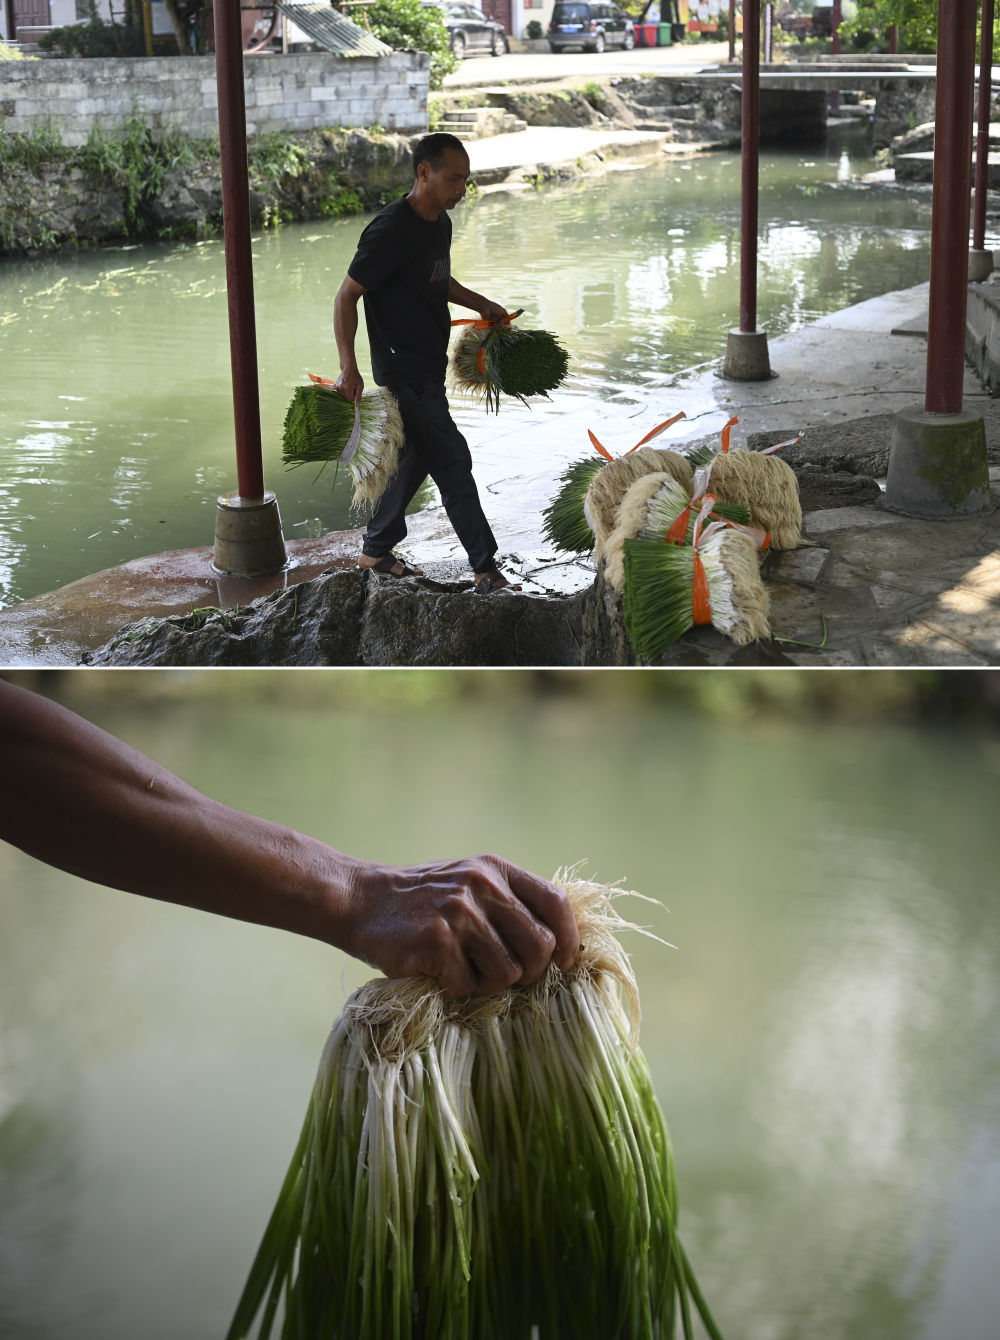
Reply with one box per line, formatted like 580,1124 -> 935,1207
0,49 -> 429,144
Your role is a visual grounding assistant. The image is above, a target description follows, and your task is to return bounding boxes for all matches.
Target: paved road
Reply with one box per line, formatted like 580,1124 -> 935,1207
443,40 -> 727,88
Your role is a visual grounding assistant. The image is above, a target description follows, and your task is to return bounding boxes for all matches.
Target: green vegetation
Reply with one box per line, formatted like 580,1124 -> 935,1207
366,0 -> 455,90
0,124 -> 71,171
247,131 -> 309,184
19,668 -> 1000,729
841,1 -> 936,52
0,118 -> 394,254
525,19 -> 544,40
37,13 -> 142,56
80,115 -> 210,228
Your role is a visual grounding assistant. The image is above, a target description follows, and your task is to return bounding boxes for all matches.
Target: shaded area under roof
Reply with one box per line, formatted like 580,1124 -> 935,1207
276,3 -> 394,56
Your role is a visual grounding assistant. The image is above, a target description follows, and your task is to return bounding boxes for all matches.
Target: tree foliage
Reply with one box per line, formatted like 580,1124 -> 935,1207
841,0 -> 937,52
365,0 -> 456,91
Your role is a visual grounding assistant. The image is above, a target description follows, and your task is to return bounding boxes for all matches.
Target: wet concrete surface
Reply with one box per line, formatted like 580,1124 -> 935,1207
3,280 -> 1000,668
0,532 -> 359,668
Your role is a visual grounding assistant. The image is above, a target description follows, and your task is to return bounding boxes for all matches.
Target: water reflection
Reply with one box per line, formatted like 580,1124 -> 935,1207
0,139 -> 933,608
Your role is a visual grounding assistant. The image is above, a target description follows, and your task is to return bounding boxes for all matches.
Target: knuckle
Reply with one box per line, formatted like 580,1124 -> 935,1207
440,889 -> 477,923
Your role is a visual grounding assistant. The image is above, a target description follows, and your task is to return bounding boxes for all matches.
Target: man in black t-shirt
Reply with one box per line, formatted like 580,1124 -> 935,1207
332,133 -> 520,594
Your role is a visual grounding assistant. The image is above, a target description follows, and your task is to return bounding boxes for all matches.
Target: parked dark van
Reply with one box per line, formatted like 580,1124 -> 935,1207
548,2 -> 635,52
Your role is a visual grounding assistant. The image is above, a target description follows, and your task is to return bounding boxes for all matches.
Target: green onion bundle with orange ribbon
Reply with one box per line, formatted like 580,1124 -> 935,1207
451,310 -> 569,414
622,492 -> 772,660
281,374 -> 404,511
603,468 -> 754,592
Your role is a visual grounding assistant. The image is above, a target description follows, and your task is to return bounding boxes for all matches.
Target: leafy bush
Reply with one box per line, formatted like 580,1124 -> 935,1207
525,19 -> 543,39
841,1 -> 937,54
366,0 -> 455,91
0,124 -> 71,170
37,17 -> 141,57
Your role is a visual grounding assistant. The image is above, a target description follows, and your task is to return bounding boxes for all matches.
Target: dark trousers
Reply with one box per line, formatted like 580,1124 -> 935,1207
362,380 -> 498,573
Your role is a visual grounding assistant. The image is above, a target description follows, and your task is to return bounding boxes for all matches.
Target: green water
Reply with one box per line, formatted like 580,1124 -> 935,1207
0,675 -> 997,1339
0,132 -> 932,609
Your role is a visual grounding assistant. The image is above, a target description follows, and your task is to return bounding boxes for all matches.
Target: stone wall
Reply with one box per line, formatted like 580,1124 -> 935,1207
0,51 -> 429,146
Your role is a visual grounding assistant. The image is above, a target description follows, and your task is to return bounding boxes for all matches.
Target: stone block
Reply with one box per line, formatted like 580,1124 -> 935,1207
885,406 -> 992,517
803,505 -> 905,535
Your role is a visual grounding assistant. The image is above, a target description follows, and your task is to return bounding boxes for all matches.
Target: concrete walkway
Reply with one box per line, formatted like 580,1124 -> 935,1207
2,279 -> 999,667
442,40 -> 726,89
468,125 -> 677,182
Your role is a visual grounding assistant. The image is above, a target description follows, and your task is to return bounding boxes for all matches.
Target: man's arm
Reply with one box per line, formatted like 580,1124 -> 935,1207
0,681 -> 580,998
333,274 -> 367,404
449,277 -> 507,325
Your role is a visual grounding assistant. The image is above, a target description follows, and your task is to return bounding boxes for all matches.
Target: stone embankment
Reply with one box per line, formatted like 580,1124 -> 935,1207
1,75 -> 742,257
888,92 -> 1000,185
2,65 -> 943,257
0,126 -> 417,256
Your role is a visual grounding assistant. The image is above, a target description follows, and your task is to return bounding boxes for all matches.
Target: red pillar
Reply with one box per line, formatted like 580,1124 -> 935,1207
728,0 -> 735,62
831,0 -> 841,54
888,23 -> 898,54
973,0 -> 995,252
926,0 -> 979,415
213,0 -> 266,502
740,0 -> 760,333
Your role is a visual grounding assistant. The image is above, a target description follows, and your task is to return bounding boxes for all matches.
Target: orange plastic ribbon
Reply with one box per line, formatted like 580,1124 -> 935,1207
450,308 -> 524,330
587,410 -> 687,463
720,416 -> 740,453
692,553 -> 712,625
665,507 -> 691,544
588,428 -> 615,462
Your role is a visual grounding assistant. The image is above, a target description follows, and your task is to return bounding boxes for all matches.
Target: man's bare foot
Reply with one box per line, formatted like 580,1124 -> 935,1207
359,553 -> 425,578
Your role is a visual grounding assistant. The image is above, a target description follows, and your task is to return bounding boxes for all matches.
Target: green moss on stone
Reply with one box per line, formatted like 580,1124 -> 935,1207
914,422 -> 991,508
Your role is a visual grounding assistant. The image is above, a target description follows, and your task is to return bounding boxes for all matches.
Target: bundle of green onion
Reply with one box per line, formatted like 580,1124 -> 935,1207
623,528 -> 770,661
281,381 -> 404,510
603,473 -> 752,591
227,873 -> 725,1340
541,455 -> 604,552
452,323 -> 569,414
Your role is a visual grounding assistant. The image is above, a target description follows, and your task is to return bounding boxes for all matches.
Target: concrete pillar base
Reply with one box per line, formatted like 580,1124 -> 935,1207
721,328 -> 772,381
884,405 -> 993,517
213,491 -> 288,576
969,248 -> 995,282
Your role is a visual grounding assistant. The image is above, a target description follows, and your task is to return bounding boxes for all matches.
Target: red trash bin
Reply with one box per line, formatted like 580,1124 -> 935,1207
637,22 -> 658,46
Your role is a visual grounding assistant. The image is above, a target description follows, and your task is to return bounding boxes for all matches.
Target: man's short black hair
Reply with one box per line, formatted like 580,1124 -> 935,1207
413,132 -> 467,173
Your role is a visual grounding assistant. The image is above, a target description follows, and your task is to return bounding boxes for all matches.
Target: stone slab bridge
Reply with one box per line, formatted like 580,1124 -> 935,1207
688,62 -> 938,145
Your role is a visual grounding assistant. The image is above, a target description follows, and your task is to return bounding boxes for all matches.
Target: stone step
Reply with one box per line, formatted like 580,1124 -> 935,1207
895,150 -> 1000,187
436,108 -> 527,140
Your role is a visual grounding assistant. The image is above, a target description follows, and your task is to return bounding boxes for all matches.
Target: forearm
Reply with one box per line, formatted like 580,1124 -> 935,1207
0,683 -> 359,949
0,682 -> 580,996
334,286 -> 362,377
449,277 -> 492,315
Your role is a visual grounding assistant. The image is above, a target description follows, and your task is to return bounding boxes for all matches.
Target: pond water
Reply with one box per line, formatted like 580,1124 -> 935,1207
0,674 -> 997,1340
0,130 -> 934,610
